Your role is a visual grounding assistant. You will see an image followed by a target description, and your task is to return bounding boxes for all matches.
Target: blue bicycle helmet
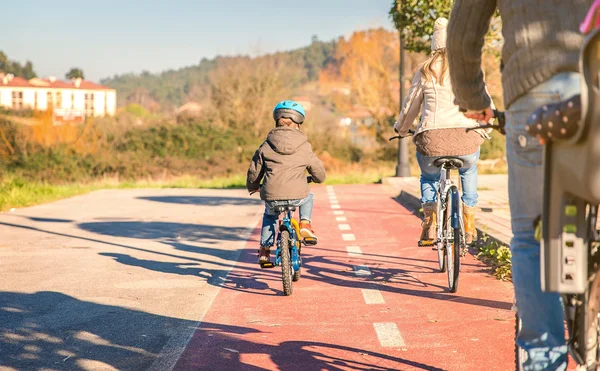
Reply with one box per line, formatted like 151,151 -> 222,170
273,100 -> 306,124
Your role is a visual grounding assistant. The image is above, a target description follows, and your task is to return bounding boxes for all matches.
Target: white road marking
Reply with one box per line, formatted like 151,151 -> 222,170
373,323 -> 406,347
333,211 -> 344,216
326,186 -> 334,191
331,204 -> 341,209
346,246 -> 362,256
338,224 -> 351,231
353,265 -> 371,276
342,233 -> 355,241
336,216 -> 347,222
362,289 -> 385,304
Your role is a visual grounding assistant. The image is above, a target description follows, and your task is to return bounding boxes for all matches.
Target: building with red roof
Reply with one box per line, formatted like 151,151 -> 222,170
0,74 -> 116,119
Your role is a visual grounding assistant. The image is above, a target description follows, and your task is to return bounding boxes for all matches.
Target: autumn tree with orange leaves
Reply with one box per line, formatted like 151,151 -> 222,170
334,28 -> 400,140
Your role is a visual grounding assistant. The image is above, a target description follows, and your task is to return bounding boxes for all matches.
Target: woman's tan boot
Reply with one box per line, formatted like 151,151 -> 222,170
419,202 -> 437,246
463,204 -> 477,244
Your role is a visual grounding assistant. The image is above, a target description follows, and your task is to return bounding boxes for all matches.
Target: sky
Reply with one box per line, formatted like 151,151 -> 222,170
2,0 -> 395,81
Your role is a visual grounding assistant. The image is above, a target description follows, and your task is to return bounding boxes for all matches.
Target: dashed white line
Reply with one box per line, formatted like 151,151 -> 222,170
346,246 -> 362,256
362,289 -> 385,304
342,233 -> 355,241
333,211 -> 344,216
326,185 -> 334,190
331,204 -> 341,209
353,265 -> 371,276
336,216 -> 347,222
373,323 -> 405,347
338,224 -> 351,231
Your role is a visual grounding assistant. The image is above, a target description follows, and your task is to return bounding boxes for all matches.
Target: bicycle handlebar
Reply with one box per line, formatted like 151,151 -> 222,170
389,129 -> 415,141
465,109 -> 506,135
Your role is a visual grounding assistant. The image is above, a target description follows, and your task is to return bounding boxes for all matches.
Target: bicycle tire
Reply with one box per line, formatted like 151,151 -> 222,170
515,311 -> 527,370
446,187 -> 461,293
280,230 -> 293,296
437,198 -> 447,273
292,240 -> 301,282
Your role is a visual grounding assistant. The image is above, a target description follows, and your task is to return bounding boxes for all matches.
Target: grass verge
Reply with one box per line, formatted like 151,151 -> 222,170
0,168 -> 396,212
475,234 -> 512,281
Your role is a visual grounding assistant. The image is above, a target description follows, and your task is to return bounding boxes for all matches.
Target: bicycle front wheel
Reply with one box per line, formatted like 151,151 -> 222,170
280,230 -> 293,296
446,187 -> 461,293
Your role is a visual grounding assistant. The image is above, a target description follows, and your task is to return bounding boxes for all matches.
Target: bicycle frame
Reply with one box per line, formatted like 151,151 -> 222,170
437,166 -> 464,243
275,210 -> 301,272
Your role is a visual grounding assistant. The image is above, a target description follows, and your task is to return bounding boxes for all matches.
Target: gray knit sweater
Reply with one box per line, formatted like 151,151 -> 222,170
447,0 -> 591,110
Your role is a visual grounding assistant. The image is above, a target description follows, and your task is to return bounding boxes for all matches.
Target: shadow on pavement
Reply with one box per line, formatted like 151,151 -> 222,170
78,221 -> 249,244
176,323 -> 445,371
137,195 -> 262,206
300,253 -> 512,311
0,291 -> 204,370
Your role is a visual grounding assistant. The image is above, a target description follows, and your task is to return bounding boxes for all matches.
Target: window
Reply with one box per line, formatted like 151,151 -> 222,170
47,91 -> 53,109
34,92 -> 38,110
104,93 -> 108,115
55,92 -> 62,108
71,92 -> 75,109
84,93 -> 94,116
11,91 -> 23,109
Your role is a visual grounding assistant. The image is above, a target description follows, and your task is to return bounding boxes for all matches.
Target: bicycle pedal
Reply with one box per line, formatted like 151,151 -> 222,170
260,262 -> 275,269
303,237 -> 317,246
460,248 -> 468,258
418,240 -> 435,247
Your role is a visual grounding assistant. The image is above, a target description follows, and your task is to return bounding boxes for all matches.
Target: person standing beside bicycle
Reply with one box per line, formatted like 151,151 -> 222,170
394,17 -> 491,247
447,1 -> 591,369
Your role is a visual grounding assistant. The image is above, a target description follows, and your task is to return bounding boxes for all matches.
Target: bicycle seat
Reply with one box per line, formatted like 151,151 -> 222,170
433,157 -> 464,169
272,205 -> 297,213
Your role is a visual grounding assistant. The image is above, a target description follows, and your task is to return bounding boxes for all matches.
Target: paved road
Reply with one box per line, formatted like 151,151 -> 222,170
0,185 -> 518,371
0,188 -> 262,371
174,184 -> 516,371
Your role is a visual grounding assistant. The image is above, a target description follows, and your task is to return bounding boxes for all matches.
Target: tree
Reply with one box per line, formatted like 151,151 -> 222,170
389,0 -> 502,54
66,68 -> 85,80
389,0 -> 454,53
335,29 -> 400,140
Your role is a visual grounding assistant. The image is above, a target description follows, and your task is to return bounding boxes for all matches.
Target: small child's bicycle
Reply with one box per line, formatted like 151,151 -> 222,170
250,177 -> 314,296
264,204 -> 303,296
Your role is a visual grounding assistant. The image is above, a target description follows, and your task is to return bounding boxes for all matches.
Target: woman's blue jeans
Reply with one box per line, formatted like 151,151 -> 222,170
507,72 -> 580,371
416,150 -> 480,207
260,193 -> 314,247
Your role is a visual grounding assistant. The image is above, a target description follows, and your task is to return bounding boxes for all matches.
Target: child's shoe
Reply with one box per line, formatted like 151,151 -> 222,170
258,247 -> 271,265
299,220 -> 318,246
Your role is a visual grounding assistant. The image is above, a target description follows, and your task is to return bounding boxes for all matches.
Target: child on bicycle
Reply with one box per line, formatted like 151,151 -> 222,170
246,100 -> 326,265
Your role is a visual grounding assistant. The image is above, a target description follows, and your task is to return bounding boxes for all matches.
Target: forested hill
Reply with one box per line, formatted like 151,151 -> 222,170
100,36 -> 338,110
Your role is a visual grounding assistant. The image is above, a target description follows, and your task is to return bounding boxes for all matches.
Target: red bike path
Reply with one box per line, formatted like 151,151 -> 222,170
173,184 -> 517,371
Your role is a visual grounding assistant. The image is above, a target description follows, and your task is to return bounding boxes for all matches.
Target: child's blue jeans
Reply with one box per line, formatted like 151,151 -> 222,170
416,150 -> 480,207
260,193 -> 314,247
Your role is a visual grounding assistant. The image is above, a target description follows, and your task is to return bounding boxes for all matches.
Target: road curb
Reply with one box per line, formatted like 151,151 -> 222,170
383,177 -> 509,250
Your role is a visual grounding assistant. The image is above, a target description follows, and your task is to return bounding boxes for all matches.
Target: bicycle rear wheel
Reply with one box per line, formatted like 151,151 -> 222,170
515,310 -> 527,370
437,198 -> 447,272
280,230 -> 293,296
446,187 -> 461,293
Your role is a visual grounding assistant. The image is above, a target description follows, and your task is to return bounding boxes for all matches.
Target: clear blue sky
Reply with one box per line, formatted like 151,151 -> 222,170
2,0 -> 395,81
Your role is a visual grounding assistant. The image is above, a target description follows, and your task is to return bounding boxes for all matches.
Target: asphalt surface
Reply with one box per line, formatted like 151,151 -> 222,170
0,188 -> 262,371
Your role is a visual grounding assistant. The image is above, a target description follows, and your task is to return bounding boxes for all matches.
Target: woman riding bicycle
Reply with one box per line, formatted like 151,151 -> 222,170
394,17 -> 492,246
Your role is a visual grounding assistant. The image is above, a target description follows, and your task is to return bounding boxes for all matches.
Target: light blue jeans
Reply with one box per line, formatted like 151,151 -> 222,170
507,72 -> 580,371
260,193 -> 314,247
416,150 -> 480,207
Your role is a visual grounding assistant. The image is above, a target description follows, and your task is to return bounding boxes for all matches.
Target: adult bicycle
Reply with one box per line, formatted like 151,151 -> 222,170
390,130 -> 467,292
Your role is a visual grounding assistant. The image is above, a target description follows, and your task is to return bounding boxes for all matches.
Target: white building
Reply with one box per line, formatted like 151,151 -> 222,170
0,74 -> 117,118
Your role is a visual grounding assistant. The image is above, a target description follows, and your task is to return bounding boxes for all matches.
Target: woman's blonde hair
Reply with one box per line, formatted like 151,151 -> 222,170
420,48 -> 448,86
